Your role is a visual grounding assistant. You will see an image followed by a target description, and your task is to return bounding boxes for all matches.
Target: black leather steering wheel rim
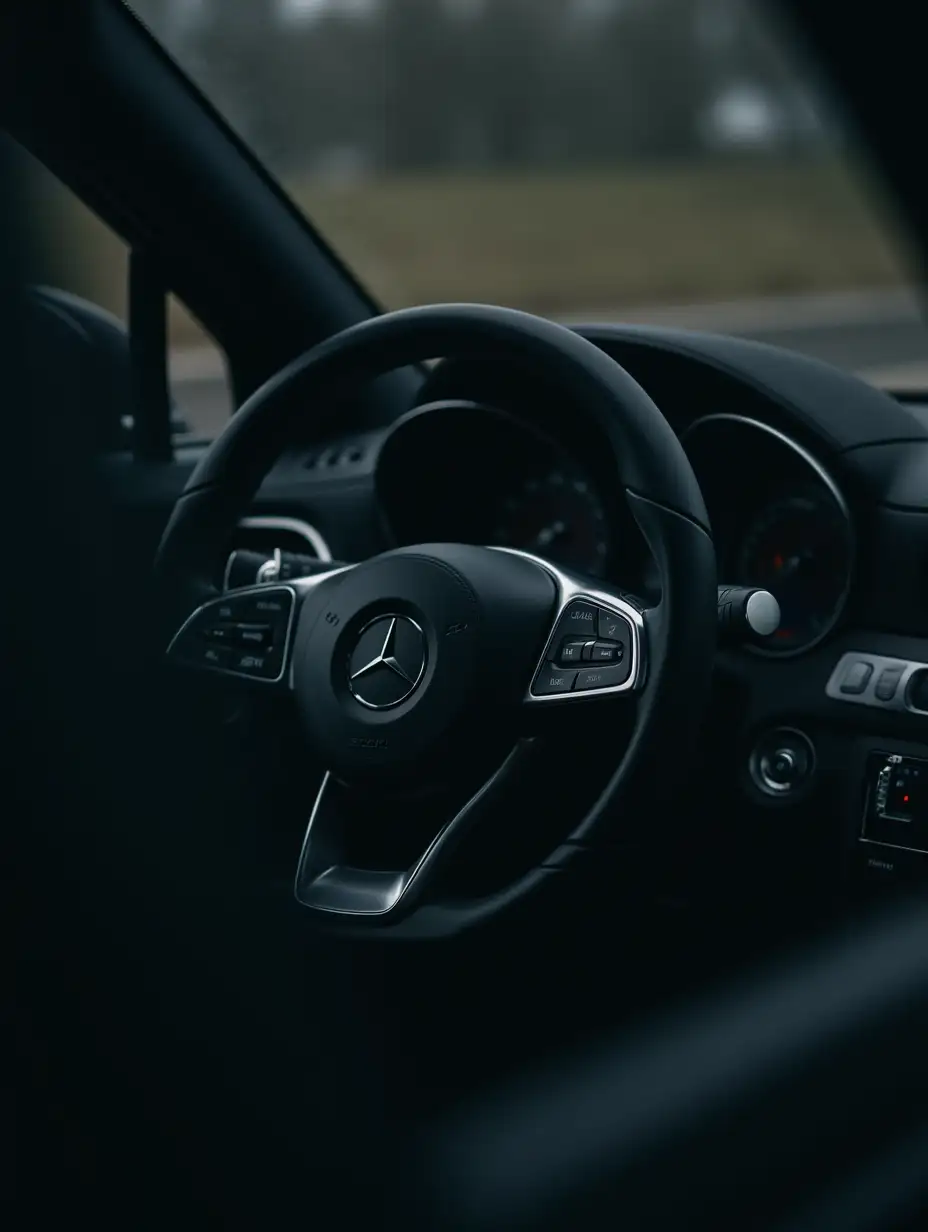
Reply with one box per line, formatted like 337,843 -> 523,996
156,304 -> 717,937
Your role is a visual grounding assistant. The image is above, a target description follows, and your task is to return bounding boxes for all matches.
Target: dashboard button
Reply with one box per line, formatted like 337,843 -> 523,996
597,607 -> 630,642
748,727 -> 816,798
558,639 -> 587,665
533,667 -> 577,695
211,589 -> 292,626
229,646 -> 284,680
559,601 -> 600,636
241,592 -> 292,621
590,640 -> 623,663
204,623 -> 237,643
201,644 -> 232,669
574,660 -> 631,691
875,665 -> 904,702
840,660 -> 873,694
237,624 -> 273,648
760,748 -> 797,788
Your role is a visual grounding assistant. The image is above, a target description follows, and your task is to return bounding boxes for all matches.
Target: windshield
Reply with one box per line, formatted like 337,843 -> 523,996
133,0 -> 928,392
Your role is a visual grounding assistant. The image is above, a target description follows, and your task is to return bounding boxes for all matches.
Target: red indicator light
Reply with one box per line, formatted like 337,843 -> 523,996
904,794 -> 910,803
773,553 -> 784,569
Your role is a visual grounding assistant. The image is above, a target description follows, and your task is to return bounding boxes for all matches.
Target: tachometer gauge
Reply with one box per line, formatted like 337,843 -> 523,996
735,489 -> 852,654
492,470 -> 610,577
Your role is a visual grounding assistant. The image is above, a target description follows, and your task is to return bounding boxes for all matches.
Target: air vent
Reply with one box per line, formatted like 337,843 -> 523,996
303,441 -> 367,470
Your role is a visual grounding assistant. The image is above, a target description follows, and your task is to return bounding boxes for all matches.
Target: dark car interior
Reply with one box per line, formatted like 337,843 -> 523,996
10,1 -> 928,1227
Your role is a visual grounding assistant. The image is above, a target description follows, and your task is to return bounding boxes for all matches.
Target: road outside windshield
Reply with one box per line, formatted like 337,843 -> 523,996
133,1 -> 928,423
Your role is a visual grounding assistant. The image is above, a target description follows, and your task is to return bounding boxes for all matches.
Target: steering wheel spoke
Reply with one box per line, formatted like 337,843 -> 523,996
295,741 -> 536,921
165,567 -> 353,689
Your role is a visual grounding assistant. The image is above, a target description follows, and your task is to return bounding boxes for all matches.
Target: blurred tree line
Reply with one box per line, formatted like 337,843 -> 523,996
136,0 -> 827,178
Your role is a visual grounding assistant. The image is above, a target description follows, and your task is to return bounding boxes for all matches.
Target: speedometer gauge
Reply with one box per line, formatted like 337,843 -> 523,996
492,470 -> 610,577
735,489 -> 852,654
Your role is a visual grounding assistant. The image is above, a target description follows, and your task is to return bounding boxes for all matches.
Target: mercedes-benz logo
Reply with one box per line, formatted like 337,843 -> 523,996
347,615 -> 427,710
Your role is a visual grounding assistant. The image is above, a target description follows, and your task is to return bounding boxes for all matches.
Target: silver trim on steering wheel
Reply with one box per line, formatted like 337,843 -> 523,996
238,515 -> 332,561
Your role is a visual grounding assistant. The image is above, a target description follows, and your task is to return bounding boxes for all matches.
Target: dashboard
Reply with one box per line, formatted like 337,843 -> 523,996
223,322 -> 928,906
371,400 -> 857,659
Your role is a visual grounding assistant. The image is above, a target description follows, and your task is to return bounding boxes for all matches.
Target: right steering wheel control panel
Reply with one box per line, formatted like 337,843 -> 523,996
531,600 -> 633,697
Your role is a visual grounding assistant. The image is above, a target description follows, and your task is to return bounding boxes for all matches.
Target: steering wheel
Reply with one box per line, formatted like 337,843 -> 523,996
156,305 -> 717,938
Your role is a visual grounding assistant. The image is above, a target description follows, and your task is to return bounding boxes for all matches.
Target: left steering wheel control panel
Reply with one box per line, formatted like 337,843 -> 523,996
167,586 -> 296,683
531,598 -> 634,698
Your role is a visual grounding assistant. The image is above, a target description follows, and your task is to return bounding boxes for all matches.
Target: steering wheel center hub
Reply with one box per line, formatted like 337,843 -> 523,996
346,614 -> 428,710
290,544 -> 557,785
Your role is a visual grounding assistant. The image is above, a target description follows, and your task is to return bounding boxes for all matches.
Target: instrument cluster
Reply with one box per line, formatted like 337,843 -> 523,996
682,414 -> 854,655
375,400 -> 616,579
